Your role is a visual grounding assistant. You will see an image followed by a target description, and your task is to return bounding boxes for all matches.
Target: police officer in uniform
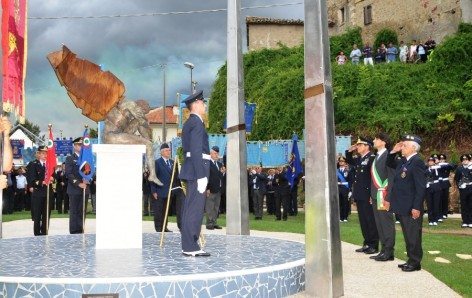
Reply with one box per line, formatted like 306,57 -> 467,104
26,146 -> 51,236
346,137 -> 379,254
454,154 -> 472,228
179,90 -> 211,257
425,156 -> 442,226
437,154 -> 454,220
65,137 -> 90,234
337,156 -> 353,222
387,135 -> 426,272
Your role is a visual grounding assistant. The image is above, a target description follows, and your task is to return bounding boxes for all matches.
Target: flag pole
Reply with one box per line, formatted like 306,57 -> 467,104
160,159 -> 177,247
45,124 -> 53,235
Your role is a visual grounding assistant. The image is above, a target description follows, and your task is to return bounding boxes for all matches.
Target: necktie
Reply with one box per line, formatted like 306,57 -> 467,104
166,160 -> 171,169
214,161 -> 219,170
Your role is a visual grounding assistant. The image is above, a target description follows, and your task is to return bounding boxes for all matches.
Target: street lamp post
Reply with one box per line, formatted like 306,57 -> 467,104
184,62 -> 195,94
161,64 -> 167,142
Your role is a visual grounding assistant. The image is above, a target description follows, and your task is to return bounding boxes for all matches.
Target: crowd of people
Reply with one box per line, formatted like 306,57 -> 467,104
336,133 -> 472,272
336,36 -> 437,65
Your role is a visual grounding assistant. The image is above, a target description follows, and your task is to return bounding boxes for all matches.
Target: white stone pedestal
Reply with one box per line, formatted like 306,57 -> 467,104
93,144 -> 145,249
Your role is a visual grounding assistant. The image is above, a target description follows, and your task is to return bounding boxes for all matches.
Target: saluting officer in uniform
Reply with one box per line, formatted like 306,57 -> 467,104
387,135 -> 426,272
65,137 -> 90,234
26,146 -> 51,236
179,90 -> 211,257
437,154 -> 454,220
454,154 -> 472,228
346,137 -> 379,254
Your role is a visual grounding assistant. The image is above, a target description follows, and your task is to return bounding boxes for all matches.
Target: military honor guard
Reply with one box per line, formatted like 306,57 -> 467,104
65,137 -> 90,234
26,146 -> 51,236
387,135 -> 426,272
436,154 -> 455,220
454,154 -> 472,228
346,137 -> 379,254
179,90 -> 211,257
425,156 -> 442,225
370,133 -> 396,261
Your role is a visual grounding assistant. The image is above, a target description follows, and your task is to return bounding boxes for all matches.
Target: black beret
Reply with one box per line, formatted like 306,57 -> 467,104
182,90 -> 205,107
439,154 -> 447,160
460,154 -> 470,162
401,134 -> 422,145
37,145 -> 47,152
211,146 -> 220,153
73,137 -> 83,144
160,143 -> 170,150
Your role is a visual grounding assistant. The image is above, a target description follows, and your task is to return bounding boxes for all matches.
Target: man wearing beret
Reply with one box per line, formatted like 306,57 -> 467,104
26,146 -> 51,236
179,90 -> 211,257
387,135 -> 426,272
205,146 -> 224,230
65,137 -> 90,234
150,142 -> 183,232
346,137 -> 379,254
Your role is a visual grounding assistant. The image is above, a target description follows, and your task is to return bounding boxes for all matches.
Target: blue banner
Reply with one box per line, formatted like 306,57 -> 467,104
223,101 -> 257,133
11,139 -> 24,159
54,138 -> 73,156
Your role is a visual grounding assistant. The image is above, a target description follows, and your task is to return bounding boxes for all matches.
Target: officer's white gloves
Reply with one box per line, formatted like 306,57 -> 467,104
197,177 -> 208,193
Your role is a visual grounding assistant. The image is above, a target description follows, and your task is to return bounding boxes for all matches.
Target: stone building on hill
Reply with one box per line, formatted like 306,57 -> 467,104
246,0 -> 471,51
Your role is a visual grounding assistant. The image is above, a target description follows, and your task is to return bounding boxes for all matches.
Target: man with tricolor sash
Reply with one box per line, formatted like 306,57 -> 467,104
370,132 -> 396,262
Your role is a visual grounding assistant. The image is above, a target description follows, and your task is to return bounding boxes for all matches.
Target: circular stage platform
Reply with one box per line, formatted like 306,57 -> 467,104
0,233 -> 305,297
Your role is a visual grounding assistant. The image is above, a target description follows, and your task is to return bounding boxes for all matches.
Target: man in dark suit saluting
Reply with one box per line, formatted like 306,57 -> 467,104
179,90 -> 211,257
387,135 -> 426,272
370,132 -> 396,261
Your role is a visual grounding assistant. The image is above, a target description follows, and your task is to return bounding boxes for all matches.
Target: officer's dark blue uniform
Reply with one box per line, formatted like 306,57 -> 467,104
179,90 -> 211,256
65,137 -> 90,234
346,137 -> 379,254
454,154 -> 472,227
26,146 -> 51,236
387,135 -> 426,271
425,157 -> 442,225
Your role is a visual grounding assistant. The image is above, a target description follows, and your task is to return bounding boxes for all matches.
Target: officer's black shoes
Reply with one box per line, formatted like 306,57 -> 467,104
402,264 -> 421,272
363,247 -> 379,254
164,228 -> 172,233
206,226 -> 215,230
355,245 -> 369,252
183,250 -> 211,257
376,254 -> 394,261
213,225 -> 222,229
369,253 -> 383,260
397,262 -> 409,268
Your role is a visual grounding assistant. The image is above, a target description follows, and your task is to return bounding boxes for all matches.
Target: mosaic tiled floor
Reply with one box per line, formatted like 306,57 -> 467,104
0,233 -> 305,297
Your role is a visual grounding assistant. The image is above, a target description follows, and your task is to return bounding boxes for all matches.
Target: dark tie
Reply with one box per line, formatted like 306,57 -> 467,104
214,161 -> 219,170
166,160 -> 171,169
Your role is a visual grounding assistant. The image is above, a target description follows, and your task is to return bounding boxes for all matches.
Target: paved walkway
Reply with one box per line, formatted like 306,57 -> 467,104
2,219 -> 460,298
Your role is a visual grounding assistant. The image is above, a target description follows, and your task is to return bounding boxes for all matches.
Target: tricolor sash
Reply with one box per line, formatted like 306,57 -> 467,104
371,159 -> 388,210
337,169 -> 349,189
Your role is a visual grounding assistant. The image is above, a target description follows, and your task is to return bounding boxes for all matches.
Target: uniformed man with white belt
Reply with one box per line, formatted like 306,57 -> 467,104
179,90 -> 211,257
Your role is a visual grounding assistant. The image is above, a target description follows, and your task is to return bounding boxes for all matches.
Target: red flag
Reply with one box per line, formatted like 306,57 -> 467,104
45,128 -> 57,185
1,0 -> 27,119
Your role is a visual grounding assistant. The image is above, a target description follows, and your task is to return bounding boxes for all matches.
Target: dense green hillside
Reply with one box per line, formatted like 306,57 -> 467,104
208,27 -> 472,156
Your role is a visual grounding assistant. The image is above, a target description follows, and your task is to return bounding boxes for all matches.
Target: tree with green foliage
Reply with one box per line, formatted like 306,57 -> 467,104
329,26 -> 363,60
374,28 -> 398,49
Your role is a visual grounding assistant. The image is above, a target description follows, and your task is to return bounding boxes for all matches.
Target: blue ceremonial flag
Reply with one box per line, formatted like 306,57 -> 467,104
78,128 -> 95,181
286,134 -> 303,189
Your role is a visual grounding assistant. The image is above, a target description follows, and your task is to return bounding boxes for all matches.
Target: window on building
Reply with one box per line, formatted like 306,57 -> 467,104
340,7 -> 345,24
364,5 -> 372,25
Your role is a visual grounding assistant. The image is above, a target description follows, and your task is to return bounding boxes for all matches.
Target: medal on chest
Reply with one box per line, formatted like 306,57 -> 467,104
401,168 -> 407,178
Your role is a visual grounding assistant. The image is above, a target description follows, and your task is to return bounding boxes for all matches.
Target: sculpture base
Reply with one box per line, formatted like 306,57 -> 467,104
0,233 -> 305,297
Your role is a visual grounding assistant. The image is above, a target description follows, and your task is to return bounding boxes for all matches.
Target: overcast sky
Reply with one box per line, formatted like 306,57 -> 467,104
16,0 -> 304,138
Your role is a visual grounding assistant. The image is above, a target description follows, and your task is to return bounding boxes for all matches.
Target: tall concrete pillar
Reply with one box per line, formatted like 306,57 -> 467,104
304,0 -> 344,296
225,0 -> 249,235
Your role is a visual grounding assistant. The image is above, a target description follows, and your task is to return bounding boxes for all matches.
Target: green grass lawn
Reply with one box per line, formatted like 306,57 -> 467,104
3,210 -> 471,296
